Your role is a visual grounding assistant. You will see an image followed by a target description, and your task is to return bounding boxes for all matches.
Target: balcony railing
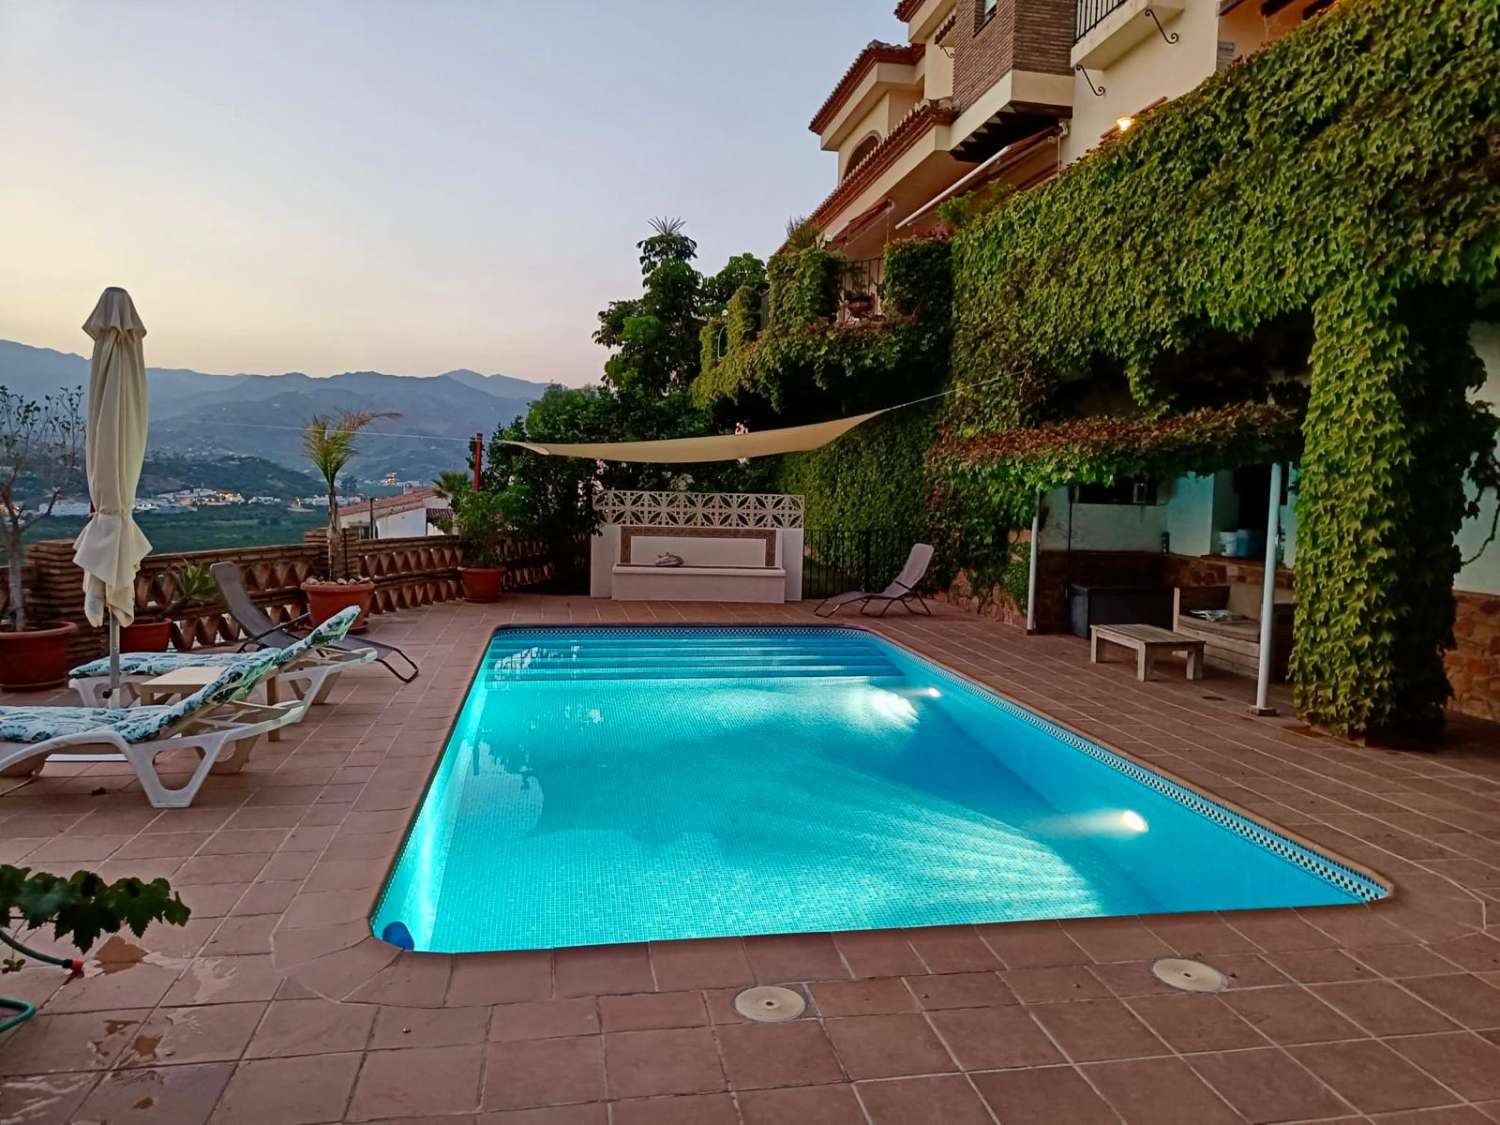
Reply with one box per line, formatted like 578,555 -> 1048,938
1076,0 -> 1128,40
838,257 -> 885,322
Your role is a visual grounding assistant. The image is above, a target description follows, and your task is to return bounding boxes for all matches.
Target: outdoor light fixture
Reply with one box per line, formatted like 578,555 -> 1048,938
1116,115 -> 1135,133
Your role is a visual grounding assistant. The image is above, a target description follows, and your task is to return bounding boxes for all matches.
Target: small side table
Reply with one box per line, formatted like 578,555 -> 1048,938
137,665 -> 281,741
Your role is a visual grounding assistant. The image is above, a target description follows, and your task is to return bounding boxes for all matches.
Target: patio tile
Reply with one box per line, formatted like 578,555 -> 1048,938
162,954 -> 283,1006
121,1002 -> 265,1067
602,1027 -> 725,1099
1291,1040 -> 1456,1114
1126,994 -> 1266,1052
929,1005 -> 1064,1071
1061,917 -> 1174,963
1187,1046 -> 1350,1122
811,977 -> 916,1017
1268,947 -> 1377,983
0,1071 -> 97,1125
971,1064 -> 1118,1125
737,1083 -> 865,1125
825,1013 -> 957,1079
905,970 -> 1014,1010
1400,973 -> 1500,1028
904,927 -> 1002,973
610,1092 -> 737,1125
856,1074 -> 993,1124
371,1004 -> 490,1048
346,1043 -> 485,1120
649,939 -> 753,990
743,933 -> 848,983
75,1062 -> 233,1125
44,962 -> 181,1014
1080,1056 -> 1242,1124
1028,998 -> 1169,1062
479,1107 -> 605,1125
447,951 -> 552,1005
554,944 -> 653,997
347,951 -> 453,1007
1312,979 -> 1459,1035
482,1035 -> 604,1110
716,1020 -> 844,1089
210,1051 -> 362,1125
1385,1031 -> 1500,1101
1221,984 -> 1366,1044
490,999 -> 600,1042
1357,943 -> 1466,978
0,1009 -> 146,1076
832,931 -> 925,979
1001,964 -> 1111,1004
245,997 -> 377,1058
976,922 -> 1088,968
598,991 -> 706,1031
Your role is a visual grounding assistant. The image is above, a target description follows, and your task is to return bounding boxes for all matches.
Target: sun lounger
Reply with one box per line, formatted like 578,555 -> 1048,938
0,608 -> 359,808
814,543 -> 935,618
68,636 -> 376,707
209,561 -> 419,684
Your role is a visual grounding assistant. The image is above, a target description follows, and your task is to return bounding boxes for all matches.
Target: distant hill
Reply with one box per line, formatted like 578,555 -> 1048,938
139,454 -> 321,499
0,340 -> 556,480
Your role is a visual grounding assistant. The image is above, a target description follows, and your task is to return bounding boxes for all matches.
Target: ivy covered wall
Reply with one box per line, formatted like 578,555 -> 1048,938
931,0 -> 1499,735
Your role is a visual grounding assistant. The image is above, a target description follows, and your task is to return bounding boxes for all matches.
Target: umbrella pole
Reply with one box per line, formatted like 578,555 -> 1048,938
1251,462 -> 1284,716
108,610 -> 122,698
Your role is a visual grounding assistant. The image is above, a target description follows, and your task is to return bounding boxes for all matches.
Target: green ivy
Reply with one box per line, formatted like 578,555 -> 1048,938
933,0 -> 1500,735
776,406 -> 939,529
725,283 -> 761,350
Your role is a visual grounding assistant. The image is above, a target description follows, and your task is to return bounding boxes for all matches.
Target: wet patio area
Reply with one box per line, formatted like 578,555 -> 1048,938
2,596 -> 1498,1125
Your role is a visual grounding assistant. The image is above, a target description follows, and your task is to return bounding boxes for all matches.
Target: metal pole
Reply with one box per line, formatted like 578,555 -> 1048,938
1026,490 -> 1042,634
473,433 -> 484,491
108,611 -> 121,697
1252,462 -> 1284,716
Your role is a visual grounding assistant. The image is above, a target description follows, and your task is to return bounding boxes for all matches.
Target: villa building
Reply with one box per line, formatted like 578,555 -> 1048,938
806,0 -> 1336,271
338,485 -> 448,539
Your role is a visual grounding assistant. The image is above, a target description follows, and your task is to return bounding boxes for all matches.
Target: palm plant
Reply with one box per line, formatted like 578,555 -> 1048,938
303,410 -> 398,576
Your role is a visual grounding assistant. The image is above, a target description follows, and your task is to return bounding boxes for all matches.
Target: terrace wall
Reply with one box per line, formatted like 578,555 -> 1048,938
17,531 -> 561,665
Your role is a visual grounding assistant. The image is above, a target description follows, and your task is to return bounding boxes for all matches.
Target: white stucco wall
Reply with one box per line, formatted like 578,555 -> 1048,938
374,508 -> 433,538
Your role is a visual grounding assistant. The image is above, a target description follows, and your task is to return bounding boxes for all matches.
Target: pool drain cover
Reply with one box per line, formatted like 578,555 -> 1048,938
735,985 -> 806,1022
1152,957 -> 1228,993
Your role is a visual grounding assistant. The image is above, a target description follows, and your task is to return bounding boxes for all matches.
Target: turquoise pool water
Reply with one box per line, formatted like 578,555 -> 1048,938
372,627 -> 1384,953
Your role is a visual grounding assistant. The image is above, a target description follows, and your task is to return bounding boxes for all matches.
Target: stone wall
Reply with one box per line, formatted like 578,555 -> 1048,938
1449,591 -> 1500,720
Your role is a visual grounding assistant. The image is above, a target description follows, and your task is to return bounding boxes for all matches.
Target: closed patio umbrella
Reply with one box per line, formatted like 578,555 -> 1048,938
72,287 -> 152,695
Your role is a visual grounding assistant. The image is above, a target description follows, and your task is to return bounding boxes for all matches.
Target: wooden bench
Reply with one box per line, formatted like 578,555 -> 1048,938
1090,624 -> 1205,682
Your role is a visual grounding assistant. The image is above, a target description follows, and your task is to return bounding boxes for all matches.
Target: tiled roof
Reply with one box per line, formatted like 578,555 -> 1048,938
894,0 -> 926,19
809,41 -> 925,134
809,99 -> 960,228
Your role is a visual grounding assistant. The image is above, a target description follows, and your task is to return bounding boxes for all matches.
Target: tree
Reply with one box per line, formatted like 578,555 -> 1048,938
302,410 -> 398,575
0,388 -> 85,630
704,253 -> 767,313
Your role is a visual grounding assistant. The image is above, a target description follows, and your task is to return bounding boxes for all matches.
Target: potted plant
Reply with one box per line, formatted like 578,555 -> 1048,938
120,560 -> 219,652
0,388 -> 85,691
434,473 -> 515,602
300,410 -> 397,632
843,288 -> 876,318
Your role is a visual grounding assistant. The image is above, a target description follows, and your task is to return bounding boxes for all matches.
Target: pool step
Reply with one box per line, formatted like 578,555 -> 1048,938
486,662 -> 904,683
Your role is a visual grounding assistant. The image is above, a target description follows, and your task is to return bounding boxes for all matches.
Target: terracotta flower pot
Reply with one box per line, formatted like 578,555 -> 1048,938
120,619 -> 173,653
0,621 -> 79,692
459,566 -> 506,603
302,578 -> 375,633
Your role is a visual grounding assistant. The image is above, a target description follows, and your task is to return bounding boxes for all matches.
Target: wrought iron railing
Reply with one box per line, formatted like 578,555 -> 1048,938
802,527 -> 925,600
1076,0 -> 1128,41
839,257 -> 885,321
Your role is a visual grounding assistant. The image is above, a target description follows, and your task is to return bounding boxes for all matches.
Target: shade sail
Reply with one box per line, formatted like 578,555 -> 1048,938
72,287 -> 152,628
503,410 -> 887,463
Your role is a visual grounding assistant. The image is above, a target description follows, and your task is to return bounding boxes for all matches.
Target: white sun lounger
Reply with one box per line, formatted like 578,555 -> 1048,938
0,607 -> 359,808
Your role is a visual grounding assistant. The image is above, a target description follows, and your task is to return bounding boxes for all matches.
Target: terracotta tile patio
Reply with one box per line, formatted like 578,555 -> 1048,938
2,595 -> 1499,1124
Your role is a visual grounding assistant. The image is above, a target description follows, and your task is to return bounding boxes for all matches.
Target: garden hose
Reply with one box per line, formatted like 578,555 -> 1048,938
0,927 -> 85,1035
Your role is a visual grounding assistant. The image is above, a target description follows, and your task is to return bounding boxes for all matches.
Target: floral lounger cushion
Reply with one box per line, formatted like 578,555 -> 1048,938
7,608 -> 363,745
69,605 -> 366,679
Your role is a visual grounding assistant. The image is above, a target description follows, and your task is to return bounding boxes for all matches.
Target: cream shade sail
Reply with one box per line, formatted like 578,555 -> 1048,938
503,410 -> 887,463
72,287 -> 153,627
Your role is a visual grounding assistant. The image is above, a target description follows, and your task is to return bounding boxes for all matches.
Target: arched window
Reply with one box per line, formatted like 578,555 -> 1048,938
844,133 -> 882,179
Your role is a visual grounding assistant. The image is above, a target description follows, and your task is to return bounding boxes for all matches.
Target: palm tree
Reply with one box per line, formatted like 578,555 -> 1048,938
303,410 -> 398,575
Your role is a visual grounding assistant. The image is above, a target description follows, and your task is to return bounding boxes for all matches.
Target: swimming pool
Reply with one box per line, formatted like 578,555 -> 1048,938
372,626 -> 1385,953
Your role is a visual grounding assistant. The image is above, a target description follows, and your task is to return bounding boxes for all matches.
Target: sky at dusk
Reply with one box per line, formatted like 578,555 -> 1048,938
0,0 -> 898,386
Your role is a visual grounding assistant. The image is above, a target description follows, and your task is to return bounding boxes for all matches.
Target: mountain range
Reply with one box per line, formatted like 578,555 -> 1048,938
0,339 -> 554,481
